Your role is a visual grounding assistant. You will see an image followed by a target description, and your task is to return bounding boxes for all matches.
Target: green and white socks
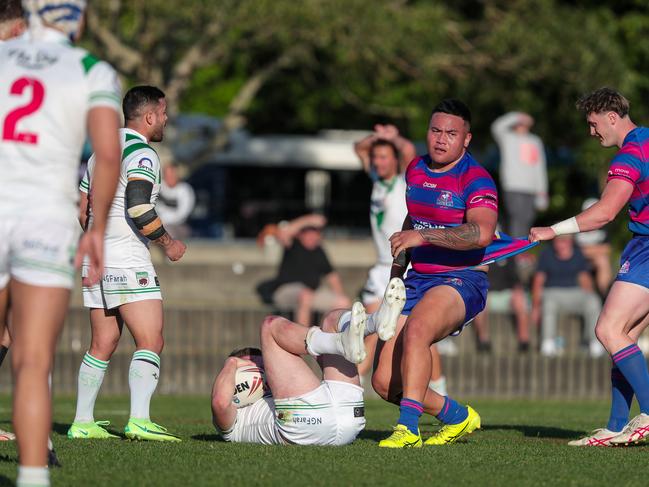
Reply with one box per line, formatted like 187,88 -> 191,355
128,350 -> 161,420
73,352 -> 109,423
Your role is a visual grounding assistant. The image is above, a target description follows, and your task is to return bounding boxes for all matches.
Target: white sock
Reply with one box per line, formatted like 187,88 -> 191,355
73,352 -> 108,423
306,328 -> 344,357
129,350 -> 160,420
338,310 -> 377,337
17,466 -> 49,487
429,375 -> 447,397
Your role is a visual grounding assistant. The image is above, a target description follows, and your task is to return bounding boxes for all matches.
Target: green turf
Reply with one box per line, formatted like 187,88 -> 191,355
0,396 -> 645,486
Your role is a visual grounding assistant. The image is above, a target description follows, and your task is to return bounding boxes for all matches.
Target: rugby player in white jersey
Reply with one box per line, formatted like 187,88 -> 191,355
0,0 -> 27,444
68,86 -> 187,443
212,279 -> 405,446
354,126 -> 448,395
0,1 -> 122,485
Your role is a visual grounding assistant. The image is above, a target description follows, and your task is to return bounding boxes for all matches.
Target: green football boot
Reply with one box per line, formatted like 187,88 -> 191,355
67,420 -> 119,439
124,419 -> 181,442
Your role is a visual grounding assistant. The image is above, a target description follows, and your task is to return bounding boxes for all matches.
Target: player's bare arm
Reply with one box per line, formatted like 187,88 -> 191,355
530,179 -> 633,242
390,206 -> 497,256
78,191 -> 90,231
125,178 -> 186,261
211,356 -> 255,431
390,215 -> 413,279
75,107 -> 121,284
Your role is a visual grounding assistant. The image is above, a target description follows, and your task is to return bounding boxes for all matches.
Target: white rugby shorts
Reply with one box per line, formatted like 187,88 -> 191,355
0,217 -> 78,290
221,380 -> 365,446
361,263 -> 391,305
82,265 -> 161,309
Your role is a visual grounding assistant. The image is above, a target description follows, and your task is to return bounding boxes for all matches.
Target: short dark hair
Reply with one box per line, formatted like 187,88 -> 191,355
576,87 -> 630,117
370,139 -> 399,160
431,98 -> 472,126
123,85 -> 166,121
0,0 -> 23,22
228,347 -> 262,358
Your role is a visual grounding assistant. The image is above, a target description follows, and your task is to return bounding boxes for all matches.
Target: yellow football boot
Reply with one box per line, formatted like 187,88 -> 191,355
424,405 -> 481,445
378,424 -> 423,448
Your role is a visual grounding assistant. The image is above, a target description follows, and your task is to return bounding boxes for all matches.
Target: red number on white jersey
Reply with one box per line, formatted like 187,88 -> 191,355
2,77 -> 46,145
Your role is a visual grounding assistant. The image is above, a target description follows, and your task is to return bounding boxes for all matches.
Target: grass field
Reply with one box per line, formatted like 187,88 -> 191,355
0,396 -> 646,486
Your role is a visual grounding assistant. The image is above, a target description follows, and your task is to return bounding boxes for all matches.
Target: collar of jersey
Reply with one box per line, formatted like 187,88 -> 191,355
420,152 -> 469,177
622,126 -> 641,146
123,128 -> 148,143
22,26 -> 72,46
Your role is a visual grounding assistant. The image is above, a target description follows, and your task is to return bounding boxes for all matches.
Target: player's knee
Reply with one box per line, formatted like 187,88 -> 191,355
90,335 -> 120,359
595,321 -> 613,348
404,317 -> 431,344
260,315 -> 281,335
371,372 -> 389,400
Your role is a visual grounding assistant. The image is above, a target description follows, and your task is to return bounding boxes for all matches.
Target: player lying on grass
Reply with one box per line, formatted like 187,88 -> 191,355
531,88 -> 649,447
211,278 -> 405,445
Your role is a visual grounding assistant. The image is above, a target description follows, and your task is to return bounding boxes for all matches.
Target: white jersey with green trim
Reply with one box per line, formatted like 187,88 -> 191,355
370,174 -> 407,265
81,128 -> 161,267
0,26 -> 121,222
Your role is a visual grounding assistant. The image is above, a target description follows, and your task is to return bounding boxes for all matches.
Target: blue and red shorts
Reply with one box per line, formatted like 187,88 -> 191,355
402,268 -> 488,335
616,236 -> 649,290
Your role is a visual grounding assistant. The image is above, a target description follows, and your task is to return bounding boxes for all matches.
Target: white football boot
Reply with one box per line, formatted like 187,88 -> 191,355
567,428 -> 618,447
340,302 -> 367,364
609,413 -> 649,446
372,277 -> 406,341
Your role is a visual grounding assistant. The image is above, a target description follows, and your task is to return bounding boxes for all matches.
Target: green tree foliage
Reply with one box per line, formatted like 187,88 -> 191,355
84,0 -> 649,240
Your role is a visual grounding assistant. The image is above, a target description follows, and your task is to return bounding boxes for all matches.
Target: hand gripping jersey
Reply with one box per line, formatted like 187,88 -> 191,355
607,127 -> 649,236
0,27 -> 121,222
405,153 -> 534,274
80,128 -> 162,267
370,174 -> 408,265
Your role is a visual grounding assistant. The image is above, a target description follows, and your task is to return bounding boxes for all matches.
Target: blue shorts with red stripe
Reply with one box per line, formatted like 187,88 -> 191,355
616,236 -> 649,289
402,268 -> 488,336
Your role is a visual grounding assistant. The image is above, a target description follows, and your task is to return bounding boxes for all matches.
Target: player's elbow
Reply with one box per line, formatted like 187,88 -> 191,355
476,231 -> 494,249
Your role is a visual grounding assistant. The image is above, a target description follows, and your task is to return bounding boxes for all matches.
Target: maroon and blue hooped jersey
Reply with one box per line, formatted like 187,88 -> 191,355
607,127 -> 649,236
406,152 -> 533,274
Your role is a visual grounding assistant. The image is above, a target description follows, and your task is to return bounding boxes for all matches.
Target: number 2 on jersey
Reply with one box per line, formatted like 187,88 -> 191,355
2,77 -> 45,145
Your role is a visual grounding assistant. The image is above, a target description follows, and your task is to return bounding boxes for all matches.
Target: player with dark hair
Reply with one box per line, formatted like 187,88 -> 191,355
0,0 -> 25,40
68,86 -> 186,443
531,87 -> 649,446
0,1 -> 122,484
212,280 -> 405,445
375,99 -> 533,448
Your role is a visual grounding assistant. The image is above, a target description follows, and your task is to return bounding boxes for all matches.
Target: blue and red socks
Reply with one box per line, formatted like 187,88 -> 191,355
607,366 -> 634,432
397,398 -> 423,434
613,344 -> 649,415
436,396 -> 468,425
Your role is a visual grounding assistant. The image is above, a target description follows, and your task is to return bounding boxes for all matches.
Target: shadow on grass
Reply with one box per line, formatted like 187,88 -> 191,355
191,434 -> 225,442
483,424 -> 583,439
0,474 -> 12,486
0,455 -> 15,465
357,430 -> 391,442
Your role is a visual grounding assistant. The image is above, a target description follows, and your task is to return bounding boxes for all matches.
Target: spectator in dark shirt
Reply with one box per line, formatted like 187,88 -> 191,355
473,258 -> 530,353
532,235 -> 603,357
256,215 -> 350,325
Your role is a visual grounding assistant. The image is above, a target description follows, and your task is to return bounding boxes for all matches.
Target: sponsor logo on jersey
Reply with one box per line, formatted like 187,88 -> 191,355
8,48 -> 59,69
413,219 -> 446,230
619,260 -> 630,274
354,406 -> 365,418
22,239 -> 60,255
436,191 -> 453,207
138,157 -> 154,171
423,181 -> 437,189
136,271 -> 149,287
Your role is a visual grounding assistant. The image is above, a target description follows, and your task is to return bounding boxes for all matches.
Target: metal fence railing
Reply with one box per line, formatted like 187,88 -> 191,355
0,307 -> 623,399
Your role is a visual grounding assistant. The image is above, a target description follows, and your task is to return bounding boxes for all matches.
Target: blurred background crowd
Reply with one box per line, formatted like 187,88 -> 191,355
42,0 -> 649,398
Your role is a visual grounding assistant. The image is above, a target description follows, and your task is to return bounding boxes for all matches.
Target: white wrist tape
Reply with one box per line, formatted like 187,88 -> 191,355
551,217 -> 580,236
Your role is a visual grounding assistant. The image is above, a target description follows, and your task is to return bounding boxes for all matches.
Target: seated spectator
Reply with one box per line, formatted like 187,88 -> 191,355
473,258 -> 530,353
256,214 -> 350,325
157,164 -> 196,239
531,236 -> 604,357
575,197 -> 613,297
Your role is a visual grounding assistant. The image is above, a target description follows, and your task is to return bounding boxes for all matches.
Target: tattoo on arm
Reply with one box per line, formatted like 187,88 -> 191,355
154,232 -> 172,248
418,222 -> 482,250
